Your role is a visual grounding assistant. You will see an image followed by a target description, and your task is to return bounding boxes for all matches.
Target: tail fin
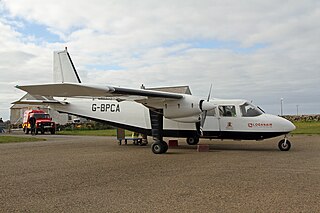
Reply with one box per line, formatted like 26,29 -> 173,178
53,47 -> 82,83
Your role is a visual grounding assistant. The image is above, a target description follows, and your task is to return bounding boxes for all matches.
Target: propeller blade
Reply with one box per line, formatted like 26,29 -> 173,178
207,84 -> 213,101
200,111 -> 207,136
199,84 -> 213,136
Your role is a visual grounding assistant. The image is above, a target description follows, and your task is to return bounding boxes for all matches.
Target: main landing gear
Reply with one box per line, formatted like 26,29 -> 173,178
149,109 -> 168,154
278,137 -> 291,151
151,141 -> 168,154
186,136 -> 199,145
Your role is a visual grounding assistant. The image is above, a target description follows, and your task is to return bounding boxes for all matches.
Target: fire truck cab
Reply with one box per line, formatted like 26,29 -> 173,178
22,110 -> 56,134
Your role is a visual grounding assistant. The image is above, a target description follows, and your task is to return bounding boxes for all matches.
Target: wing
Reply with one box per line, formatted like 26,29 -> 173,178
15,83 -> 184,100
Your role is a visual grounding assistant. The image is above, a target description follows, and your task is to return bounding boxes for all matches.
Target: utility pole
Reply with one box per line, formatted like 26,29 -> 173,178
280,98 -> 284,116
296,105 -> 299,116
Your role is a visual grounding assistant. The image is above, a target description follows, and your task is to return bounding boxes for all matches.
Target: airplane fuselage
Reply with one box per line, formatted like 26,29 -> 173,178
53,97 -> 295,141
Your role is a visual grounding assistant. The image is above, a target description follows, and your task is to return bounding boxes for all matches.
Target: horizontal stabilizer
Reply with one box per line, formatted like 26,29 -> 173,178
12,99 -> 67,105
12,93 -> 67,105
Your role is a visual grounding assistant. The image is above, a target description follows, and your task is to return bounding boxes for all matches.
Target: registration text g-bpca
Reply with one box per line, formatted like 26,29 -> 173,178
92,104 -> 120,112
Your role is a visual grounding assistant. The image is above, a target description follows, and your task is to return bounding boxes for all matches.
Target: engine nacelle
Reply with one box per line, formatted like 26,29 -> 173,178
171,116 -> 201,123
163,95 -> 201,119
163,95 -> 215,120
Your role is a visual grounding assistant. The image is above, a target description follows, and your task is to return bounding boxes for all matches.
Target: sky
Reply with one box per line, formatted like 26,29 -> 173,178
0,0 -> 319,121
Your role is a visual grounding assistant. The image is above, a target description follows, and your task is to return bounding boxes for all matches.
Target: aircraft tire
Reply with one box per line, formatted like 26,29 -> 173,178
186,137 -> 199,145
151,141 -> 168,154
278,139 -> 291,151
162,141 -> 168,153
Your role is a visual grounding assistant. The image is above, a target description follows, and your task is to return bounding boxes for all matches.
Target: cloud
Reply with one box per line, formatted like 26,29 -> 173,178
0,0 -> 319,120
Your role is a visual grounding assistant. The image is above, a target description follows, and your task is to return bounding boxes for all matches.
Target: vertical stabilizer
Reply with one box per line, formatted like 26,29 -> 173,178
53,47 -> 82,83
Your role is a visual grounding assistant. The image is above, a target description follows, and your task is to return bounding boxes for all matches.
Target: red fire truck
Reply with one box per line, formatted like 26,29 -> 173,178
22,110 -> 56,134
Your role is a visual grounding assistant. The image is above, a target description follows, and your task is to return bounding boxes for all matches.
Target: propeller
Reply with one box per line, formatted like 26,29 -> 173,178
198,84 -> 213,136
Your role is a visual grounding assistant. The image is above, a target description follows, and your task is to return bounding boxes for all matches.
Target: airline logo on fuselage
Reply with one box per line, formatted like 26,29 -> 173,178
248,122 -> 272,128
91,104 -> 120,112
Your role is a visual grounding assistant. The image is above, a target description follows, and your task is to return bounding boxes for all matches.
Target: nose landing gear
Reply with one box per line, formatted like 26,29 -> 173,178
278,137 -> 291,151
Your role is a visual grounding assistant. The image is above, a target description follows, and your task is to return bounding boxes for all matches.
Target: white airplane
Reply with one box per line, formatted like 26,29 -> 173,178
14,48 -> 296,154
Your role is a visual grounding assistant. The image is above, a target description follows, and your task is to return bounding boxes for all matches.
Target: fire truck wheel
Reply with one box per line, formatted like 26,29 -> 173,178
50,129 -> 56,134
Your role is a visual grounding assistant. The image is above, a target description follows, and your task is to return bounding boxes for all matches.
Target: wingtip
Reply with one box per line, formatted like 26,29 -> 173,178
106,86 -> 115,92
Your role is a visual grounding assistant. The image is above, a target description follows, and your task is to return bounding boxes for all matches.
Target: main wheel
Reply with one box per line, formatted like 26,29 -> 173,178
151,141 -> 168,154
278,139 -> 291,151
186,137 -> 199,145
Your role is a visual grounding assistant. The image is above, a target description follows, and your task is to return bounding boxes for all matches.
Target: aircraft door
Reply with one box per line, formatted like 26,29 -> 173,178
203,106 -> 220,137
218,105 -> 238,133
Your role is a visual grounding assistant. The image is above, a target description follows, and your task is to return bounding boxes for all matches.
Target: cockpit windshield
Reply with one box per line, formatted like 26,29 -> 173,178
240,102 -> 263,117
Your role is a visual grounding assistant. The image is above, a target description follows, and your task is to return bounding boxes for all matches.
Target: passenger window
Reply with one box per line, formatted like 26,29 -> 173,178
219,105 -> 236,117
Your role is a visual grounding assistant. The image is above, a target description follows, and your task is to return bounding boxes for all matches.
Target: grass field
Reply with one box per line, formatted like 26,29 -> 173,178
0,136 -> 46,143
292,122 -> 320,134
57,129 -> 133,136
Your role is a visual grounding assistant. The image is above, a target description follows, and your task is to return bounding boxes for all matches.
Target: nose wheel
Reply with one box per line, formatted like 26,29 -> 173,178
278,138 -> 291,151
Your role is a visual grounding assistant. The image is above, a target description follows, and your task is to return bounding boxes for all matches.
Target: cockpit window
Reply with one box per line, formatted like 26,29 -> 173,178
219,105 -> 236,117
240,102 -> 263,117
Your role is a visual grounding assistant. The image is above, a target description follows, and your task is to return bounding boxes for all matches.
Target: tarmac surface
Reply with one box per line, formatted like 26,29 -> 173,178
0,133 -> 319,212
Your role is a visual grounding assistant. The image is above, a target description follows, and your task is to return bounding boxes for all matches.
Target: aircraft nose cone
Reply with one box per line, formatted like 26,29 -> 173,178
282,117 -> 296,132
269,114 -> 296,133
288,120 -> 296,132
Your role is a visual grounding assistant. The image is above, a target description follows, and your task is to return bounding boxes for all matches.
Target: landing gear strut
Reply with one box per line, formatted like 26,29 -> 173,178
278,137 -> 291,151
149,109 -> 168,154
